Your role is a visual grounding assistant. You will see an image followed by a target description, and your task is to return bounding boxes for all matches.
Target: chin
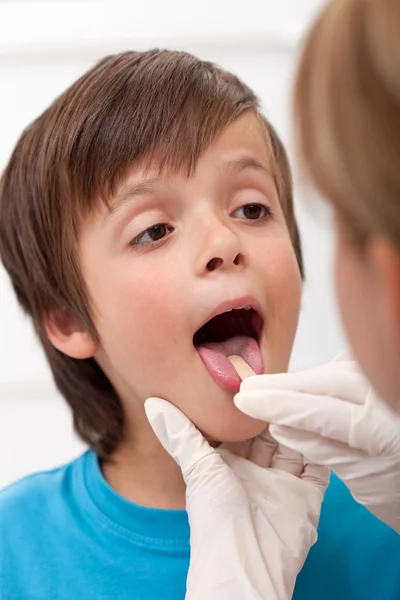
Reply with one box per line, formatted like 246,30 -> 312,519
199,412 -> 267,444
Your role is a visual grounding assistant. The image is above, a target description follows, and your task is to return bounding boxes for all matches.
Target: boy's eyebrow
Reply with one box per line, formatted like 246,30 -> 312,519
103,178 -> 161,222
221,156 -> 273,178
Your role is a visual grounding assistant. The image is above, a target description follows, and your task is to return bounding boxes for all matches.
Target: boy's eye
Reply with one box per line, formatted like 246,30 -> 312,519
130,223 -> 173,247
233,203 -> 272,221
146,224 -> 169,241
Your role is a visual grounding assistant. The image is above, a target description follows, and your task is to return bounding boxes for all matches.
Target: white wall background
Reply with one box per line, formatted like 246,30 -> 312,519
0,0 -> 345,488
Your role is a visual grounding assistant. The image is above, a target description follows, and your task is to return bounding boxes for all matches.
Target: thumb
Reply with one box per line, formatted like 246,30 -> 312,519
144,397 -> 215,481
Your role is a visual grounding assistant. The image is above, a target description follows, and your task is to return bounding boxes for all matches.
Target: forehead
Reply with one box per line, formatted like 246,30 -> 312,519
202,113 -> 273,161
111,113 -> 273,199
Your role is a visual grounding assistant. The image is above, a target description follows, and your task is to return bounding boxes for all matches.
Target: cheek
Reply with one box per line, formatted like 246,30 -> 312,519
335,237 -> 365,342
88,261 -> 183,370
262,241 -> 302,325
335,244 -> 351,326
335,236 -> 380,370
256,239 -> 302,369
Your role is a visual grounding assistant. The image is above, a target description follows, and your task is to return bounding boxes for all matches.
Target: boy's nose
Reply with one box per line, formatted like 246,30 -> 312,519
195,221 -> 247,276
206,253 -> 244,272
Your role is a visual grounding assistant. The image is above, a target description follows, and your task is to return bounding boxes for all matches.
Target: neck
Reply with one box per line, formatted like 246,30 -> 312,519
101,415 -> 186,510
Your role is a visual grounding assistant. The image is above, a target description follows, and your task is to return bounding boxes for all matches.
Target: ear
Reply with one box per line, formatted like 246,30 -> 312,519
368,237 -> 400,347
44,307 -> 97,359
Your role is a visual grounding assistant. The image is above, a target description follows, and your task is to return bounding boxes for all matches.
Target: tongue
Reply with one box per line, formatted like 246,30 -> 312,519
196,335 -> 264,391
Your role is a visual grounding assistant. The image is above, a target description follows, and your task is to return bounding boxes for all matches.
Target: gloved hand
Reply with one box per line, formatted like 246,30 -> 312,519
234,351 -> 400,534
145,397 -> 328,600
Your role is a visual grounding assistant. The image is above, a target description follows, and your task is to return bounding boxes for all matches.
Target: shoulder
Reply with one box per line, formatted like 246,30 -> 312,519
1,457 -> 75,505
0,453 -> 92,597
0,452 -> 88,538
1,462 -> 67,499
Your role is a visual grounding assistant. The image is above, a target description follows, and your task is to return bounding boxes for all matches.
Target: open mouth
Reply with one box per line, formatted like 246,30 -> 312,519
193,307 -> 263,346
194,305 -> 264,391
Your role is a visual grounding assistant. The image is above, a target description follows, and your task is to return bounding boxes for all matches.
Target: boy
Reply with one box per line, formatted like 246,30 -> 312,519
0,50 -> 398,599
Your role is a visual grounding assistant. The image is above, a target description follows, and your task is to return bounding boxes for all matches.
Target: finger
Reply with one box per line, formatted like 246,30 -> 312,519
144,397 -> 215,479
271,443 -> 305,477
269,425 -> 369,475
235,390 -> 369,450
248,429 -> 278,468
220,439 -> 254,459
300,463 -> 330,495
238,369 -> 367,405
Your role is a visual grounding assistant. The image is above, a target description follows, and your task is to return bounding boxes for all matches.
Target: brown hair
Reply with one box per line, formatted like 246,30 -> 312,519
294,0 -> 400,249
0,50 -> 302,457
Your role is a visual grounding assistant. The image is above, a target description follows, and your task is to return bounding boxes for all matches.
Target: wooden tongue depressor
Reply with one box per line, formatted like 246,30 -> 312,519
228,355 -> 256,380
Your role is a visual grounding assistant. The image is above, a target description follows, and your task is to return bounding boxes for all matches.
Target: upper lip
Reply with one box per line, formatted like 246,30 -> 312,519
194,295 -> 264,335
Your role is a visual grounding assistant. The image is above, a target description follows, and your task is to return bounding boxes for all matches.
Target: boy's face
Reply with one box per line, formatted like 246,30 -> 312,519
79,113 -> 302,442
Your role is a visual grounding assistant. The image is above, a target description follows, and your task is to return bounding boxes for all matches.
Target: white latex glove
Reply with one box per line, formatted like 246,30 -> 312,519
145,397 -> 328,600
234,352 -> 400,534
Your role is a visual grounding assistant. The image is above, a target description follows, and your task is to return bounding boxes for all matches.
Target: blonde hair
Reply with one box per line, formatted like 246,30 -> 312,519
294,0 -> 400,249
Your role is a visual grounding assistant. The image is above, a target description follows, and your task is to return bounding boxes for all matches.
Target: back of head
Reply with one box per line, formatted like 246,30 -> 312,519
294,0 -> 400,249
0,50 -> 301,457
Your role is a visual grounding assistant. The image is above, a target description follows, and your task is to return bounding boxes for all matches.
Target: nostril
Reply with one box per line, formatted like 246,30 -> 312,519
207,254 -> 243,271
207,257 -> 223,272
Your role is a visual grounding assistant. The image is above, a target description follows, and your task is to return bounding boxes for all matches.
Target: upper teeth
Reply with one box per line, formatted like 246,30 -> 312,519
227,305 -> 251,311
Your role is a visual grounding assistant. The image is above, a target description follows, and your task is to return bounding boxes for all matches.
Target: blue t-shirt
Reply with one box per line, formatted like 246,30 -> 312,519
0,451 -> 399,599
